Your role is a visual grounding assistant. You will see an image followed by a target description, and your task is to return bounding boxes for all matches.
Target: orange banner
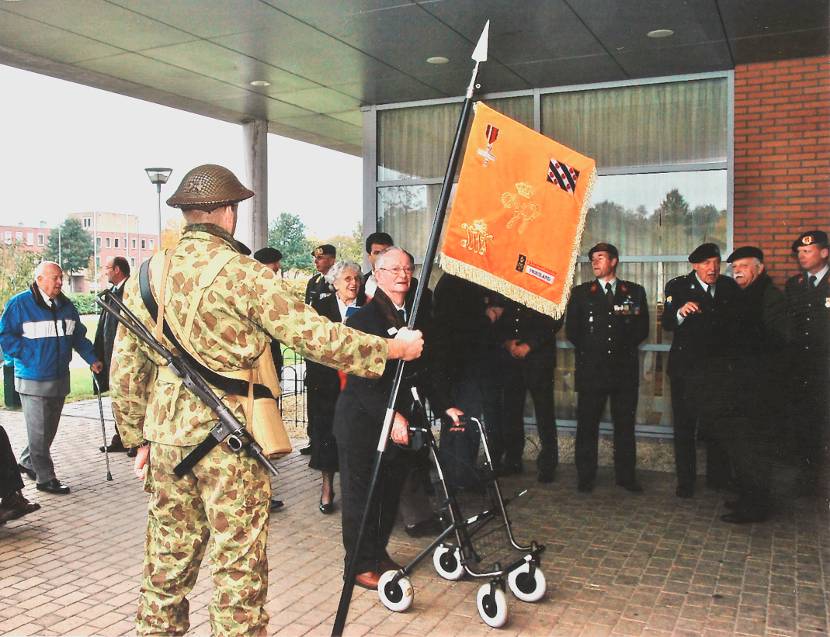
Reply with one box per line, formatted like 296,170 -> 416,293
440,102 -> 596,318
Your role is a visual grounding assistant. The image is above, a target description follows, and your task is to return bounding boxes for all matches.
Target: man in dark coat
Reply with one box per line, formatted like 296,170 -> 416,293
784,230 -> 829,499
718,246 -> 788,524
430,273 -> 505,490
333,247 -> 428,590
0,425 -> 41,525
565,243 -> 649,493
94,256 -> 131,453
662,243 -> 739,497
496,300 -> 563,482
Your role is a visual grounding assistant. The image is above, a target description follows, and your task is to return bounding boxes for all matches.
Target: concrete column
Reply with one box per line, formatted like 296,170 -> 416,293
242,119 -> 268,251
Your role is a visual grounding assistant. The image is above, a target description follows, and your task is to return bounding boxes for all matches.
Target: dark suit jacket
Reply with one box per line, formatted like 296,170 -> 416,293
304,272 -> 334,305
305,293 -> 348,395
495,299 -> 563,374
565,278 -> 649,391
93,281 -> 126,393
786,268 -> 829,369
662,272 -> 739,379
333,289 -> 427,454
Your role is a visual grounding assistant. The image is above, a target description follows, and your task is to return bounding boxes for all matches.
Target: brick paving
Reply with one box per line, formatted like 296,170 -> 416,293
1,400 -> 828,636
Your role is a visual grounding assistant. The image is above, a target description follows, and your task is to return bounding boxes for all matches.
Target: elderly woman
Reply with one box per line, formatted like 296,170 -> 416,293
307,260 -> 363,513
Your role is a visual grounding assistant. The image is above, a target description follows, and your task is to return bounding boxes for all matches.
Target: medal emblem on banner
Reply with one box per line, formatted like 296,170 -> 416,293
440,102 -> 596,318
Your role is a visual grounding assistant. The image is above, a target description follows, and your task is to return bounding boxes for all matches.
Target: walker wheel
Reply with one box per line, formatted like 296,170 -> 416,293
432,544 -> 464,581
378,570 -> 414,612
476,583 -> 508,628
507,562 -> 547,602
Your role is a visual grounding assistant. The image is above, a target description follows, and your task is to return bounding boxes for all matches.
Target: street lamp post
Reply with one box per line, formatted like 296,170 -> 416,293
144,167 -> 173,250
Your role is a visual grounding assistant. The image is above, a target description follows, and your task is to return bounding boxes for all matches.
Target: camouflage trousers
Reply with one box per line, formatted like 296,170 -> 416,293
137,441 -> 271,636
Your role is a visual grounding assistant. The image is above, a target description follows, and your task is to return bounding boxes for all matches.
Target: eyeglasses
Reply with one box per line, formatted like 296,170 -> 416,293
377,266 -> 414,276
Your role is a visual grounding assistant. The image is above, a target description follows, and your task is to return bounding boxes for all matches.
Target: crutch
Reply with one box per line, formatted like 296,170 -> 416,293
93,375 -> 113,481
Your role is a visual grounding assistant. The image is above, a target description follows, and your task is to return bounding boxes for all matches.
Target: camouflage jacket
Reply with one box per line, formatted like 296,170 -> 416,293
110,224 -> 388,447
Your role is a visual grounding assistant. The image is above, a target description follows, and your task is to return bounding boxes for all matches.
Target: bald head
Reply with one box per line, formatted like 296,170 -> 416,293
35,261 -> 63,299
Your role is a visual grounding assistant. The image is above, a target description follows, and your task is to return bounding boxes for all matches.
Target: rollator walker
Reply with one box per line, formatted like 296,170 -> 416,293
377,389 -> 546,628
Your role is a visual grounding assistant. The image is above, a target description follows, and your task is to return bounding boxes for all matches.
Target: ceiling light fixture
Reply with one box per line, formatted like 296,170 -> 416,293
249,80 -> 270,87
646,28 -> 675,39
426,56 -> 449,65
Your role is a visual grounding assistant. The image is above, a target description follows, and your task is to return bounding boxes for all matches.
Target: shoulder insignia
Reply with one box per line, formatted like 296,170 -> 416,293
666,295 -> 673,303
590,282 -> 598,293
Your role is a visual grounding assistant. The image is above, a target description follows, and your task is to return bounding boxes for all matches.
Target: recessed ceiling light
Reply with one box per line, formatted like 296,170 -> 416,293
426,56 -> 450,65
249,80 -> 270,87
647,28 -> 674,39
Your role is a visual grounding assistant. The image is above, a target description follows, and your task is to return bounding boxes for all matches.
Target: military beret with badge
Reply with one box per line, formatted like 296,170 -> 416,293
791,230 -> 828,252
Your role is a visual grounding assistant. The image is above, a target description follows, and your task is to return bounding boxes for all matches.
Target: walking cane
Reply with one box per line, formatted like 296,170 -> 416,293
331,21 -> 489,637
93,375 -> 113,482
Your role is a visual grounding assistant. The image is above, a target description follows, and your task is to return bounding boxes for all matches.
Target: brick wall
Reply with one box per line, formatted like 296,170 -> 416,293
733,55 -> 830,285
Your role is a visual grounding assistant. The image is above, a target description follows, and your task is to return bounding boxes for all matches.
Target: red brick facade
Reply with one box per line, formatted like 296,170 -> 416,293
733,55 -> 830,285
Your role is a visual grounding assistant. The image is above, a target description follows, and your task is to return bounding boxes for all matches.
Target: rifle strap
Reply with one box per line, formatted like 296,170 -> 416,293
138,256 -> 274,400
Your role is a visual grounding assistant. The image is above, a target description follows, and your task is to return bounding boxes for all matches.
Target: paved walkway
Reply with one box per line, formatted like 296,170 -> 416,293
1,400 -> 828,636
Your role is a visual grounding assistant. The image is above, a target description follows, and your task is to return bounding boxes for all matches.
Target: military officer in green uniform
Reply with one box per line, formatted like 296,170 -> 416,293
110,164 -> 424,637
565,243 -> 649,493
785,230 -> 829,498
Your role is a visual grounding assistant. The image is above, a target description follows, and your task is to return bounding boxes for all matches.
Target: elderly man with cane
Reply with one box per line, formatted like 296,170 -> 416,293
0,261 -> 102,495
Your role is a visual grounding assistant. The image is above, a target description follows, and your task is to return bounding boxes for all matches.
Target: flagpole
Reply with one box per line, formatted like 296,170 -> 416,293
330,21 -> 489,637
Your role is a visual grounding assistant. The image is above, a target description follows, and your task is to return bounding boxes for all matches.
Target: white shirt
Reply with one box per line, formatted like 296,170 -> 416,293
38,288 -> 54,307
336,296 -> 358,322
808,264 -> 829,286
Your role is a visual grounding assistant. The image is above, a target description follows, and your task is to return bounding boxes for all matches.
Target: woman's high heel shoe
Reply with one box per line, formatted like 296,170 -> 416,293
320,482 -> 335,514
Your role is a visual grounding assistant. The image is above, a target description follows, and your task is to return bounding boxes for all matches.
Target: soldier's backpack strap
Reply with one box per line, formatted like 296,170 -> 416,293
137,254 -> 273,400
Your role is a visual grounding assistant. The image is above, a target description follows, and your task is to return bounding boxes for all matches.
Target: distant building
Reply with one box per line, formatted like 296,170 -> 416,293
0,224 -> 51,253
68,212 -> 158,292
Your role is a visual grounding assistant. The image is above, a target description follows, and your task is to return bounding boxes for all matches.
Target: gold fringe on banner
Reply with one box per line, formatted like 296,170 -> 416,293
440,166 -> 596,319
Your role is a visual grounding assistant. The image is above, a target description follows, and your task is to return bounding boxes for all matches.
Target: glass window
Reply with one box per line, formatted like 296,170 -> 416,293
378,97 -> 533,181
37,234 -> 44,246
149,239 -> 154,249
541,78 -> 727,169
96,237 -> 101,249
105,237 -> 111,248
141,239 -> 146,249
114,238 -> 120,248
131,239 -> 137,249
582,170 -> 727,257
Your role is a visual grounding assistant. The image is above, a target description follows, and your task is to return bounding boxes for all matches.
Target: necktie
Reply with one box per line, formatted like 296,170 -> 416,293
605,282 -> 614,307
397,308 -> 407,325
809,275 -> 817,288
705,284 -> 714,298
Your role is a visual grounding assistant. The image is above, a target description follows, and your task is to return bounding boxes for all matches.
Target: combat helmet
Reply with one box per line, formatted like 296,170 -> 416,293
166,164 -> 254,210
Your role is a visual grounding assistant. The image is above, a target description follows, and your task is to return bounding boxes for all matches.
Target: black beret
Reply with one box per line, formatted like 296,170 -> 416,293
688,243 -> 721,263
727,246 -> 764,263
311,244 -> 336,257
253,247 -> 282,264
588,242 -> 619,260
791,230 -> 828,252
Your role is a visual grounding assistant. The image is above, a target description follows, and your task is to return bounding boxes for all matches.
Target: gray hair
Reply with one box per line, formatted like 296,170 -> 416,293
373,246 -> 410,272
325,260 -> 362,285
35,261 -> 61,279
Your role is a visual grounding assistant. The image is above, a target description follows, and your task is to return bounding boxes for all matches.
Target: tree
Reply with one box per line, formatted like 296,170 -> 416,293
44,218 -> 93,277
267,212 -> 313,271
317,222 -> 364,265
160,217 -> 185,250
0,243 -> 38,307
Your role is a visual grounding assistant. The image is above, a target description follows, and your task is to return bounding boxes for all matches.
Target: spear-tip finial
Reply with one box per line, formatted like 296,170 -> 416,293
472,20 -> 489,62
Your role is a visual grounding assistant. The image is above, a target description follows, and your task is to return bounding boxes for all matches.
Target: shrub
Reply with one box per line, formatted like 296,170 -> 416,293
67,292 -> 99,315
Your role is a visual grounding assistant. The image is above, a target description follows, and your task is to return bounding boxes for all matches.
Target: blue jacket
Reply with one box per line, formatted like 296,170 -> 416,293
0,284 -> 97,381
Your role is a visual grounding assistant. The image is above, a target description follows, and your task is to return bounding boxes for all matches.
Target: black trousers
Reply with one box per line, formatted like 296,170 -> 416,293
498,357 -> 557,472
715,415 -> 772,516
575,385 -> 638,485
670,375 -> 731,490
337,441 -> 408,573
0,425 -> 24,499
791,368 -> 829,492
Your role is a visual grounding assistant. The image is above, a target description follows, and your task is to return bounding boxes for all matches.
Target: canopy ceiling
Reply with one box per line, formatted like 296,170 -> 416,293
1,0 -> 827,155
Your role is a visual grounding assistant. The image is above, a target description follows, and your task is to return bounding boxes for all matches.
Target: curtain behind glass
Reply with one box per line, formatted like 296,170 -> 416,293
541,78 -> 727,169
378,96 -> 533,181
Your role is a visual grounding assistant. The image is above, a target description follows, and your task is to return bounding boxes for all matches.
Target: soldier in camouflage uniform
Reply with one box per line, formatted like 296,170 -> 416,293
110,164 -> 424,636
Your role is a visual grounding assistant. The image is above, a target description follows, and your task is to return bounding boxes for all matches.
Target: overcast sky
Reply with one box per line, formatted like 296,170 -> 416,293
0,64 -> 362,240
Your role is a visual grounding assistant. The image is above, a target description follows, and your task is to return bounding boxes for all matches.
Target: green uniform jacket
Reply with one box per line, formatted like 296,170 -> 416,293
110,224 -> 389,448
